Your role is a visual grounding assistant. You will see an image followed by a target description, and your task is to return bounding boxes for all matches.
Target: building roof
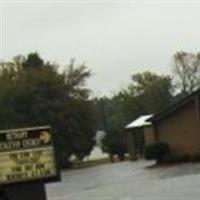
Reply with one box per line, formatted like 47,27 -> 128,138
125,114 -> 153,129
149,89 -> 200,122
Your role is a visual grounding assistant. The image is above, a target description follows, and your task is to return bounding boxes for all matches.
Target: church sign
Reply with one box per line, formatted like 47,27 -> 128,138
0,126 -> 59,185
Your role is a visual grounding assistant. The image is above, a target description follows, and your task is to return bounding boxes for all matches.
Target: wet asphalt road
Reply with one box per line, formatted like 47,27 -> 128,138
46,160 -> 200,200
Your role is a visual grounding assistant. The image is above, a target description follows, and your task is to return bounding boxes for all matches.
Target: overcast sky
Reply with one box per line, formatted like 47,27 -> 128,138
1,1 -> 200,96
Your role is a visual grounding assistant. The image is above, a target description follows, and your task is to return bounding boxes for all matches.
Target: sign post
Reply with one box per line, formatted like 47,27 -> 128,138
6,182 -> 47,200
0,126 -> 60,200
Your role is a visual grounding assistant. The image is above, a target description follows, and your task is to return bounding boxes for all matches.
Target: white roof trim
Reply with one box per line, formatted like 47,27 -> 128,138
125,114 -> 153,129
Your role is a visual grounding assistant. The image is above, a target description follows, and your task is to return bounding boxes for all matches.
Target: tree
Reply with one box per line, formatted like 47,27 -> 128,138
120,71 -> 173,121
101,71 -> 173,161
173,51 -> 200,95
23,52 -> 44,69
64,59 -> 91,99
0,53 -> 96,168
100,96 -> 127,161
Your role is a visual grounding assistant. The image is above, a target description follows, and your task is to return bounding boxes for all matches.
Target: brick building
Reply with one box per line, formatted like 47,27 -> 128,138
125,115 -> 155,160
149,89 -> 200,156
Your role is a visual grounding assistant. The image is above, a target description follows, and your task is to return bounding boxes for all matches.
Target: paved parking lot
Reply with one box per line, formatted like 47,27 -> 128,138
46,160 -> 200,200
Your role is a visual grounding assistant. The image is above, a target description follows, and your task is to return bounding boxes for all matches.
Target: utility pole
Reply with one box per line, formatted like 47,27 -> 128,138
5,182 -> 46,200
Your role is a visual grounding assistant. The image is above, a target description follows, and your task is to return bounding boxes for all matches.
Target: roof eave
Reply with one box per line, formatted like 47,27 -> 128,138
149,90 -> 200,122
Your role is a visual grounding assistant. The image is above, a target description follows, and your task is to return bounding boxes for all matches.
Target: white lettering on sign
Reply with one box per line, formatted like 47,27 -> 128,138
0,141 -> 21,151
0,127 -> 58,185
6,131 -> 28,141
22,138 -> 41,148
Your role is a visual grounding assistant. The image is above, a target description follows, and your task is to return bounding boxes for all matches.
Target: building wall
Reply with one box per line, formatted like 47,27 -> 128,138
126,132 -> 136,160
154,100 -> 200,155
144,125 -> 155,145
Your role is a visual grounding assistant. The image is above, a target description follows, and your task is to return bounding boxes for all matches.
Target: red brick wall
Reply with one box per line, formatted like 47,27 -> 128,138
144,125 -> 155,145
126,132 -> 137,160
155,100 -> 199,155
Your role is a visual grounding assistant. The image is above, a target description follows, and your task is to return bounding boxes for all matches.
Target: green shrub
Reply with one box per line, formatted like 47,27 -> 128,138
177,154 -> 191,162
162,154 -> 177,164
144,142 -> 170,164
191,154 -> 200,162
161,154 -> 191,164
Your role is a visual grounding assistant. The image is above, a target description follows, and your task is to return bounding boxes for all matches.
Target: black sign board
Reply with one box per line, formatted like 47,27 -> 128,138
0,126 -> 59,185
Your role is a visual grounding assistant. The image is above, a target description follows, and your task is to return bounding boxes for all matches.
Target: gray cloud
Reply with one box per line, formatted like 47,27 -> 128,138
2,1 -> 200,96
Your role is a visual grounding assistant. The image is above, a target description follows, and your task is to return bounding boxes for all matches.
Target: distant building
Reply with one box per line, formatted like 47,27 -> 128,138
125,114 -> 154,160
149,89 -> 200,156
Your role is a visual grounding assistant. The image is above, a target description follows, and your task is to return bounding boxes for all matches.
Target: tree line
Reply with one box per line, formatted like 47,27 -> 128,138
0,53 -> 96,168
0,51 -> 199,166
97,51 -> 200,161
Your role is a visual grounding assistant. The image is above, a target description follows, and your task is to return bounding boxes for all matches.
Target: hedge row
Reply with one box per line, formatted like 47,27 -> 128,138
144,142 -> 170,164
163,153 -> 200,164
144,142 -> 200,164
